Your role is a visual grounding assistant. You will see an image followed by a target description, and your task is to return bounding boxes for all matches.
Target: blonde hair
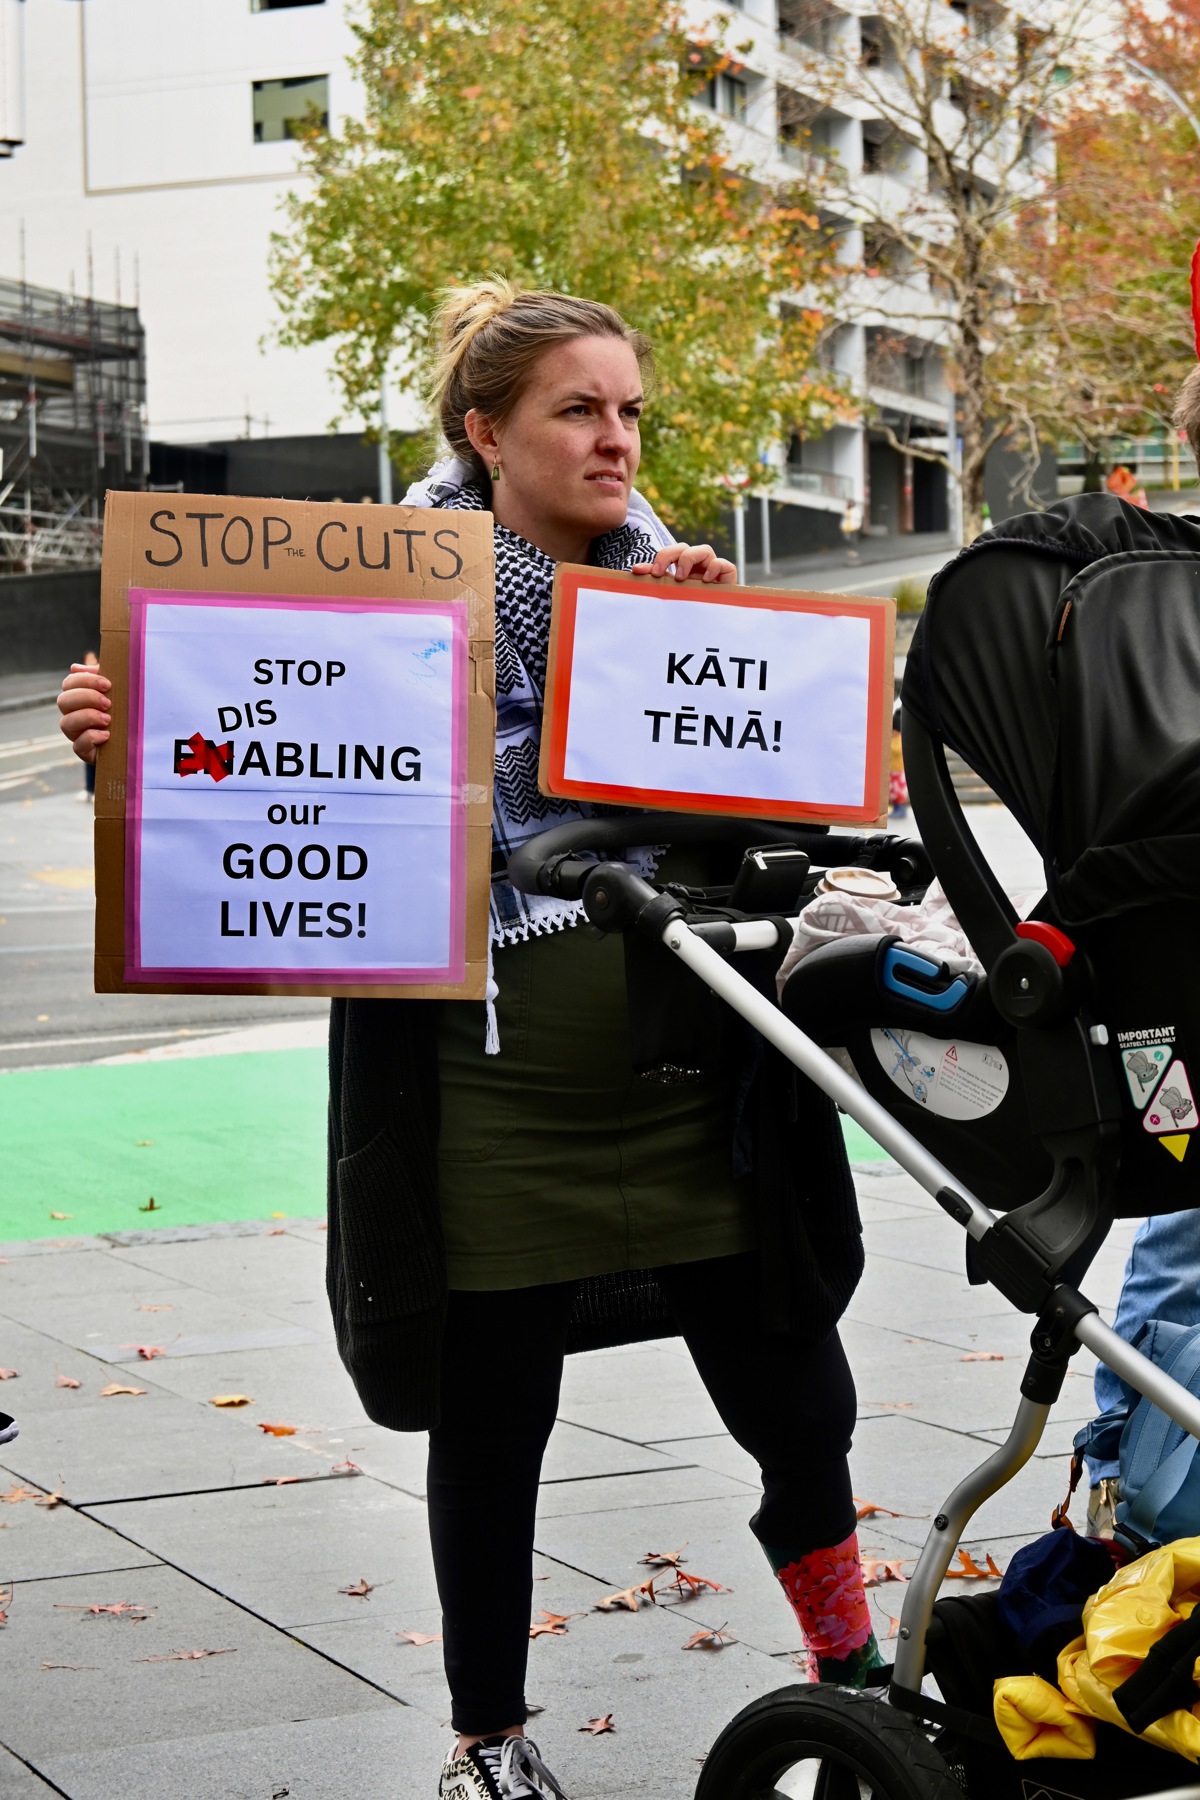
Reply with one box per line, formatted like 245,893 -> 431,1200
428,276 -> 654,479
1174,365 -> 1200,467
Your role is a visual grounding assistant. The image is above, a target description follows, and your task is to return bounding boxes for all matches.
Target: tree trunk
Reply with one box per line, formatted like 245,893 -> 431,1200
1082,447 -> 1105,493
957,291 -> 988,543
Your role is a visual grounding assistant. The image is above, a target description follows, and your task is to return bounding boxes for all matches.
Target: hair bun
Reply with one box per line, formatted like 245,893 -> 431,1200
434,275 -> 521,365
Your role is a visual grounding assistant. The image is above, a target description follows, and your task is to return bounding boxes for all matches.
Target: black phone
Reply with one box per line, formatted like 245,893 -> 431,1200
728,845 -> 811,916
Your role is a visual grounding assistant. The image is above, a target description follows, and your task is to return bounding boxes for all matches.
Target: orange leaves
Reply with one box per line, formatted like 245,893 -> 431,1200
120,1345 -> 166,1361
99,1384 -> 146,1398
210,1395 -> 253,1408
945,1548 -> 1003,1581
664,1570 -> 729,1601
338,1577 -> 374,1599
330,1459 -> 362,1476
396,1629 -> 442,1646
684,1626 -> 737,1650
862,1558 -> 908,1588
261,1476 -> 299,1487
594,1580 -> 657,1613
34,1485 -> 65,1510
0,1585 -> 10,1625
579,1713 -> 615,1734
960,1352 -> 1004,1363
136,1304 -> 174,1313
855,1498 -> 901,1520
257,1422 -> 297,1438
49,1213 -> 72,1222
2,1485 -> 40,1504
56,1374 -> 81,1389
529,1610 -> 573,1639
639,1544 -> 687,1569
55,1600 -> 155,1619
0,1369 -> 17,1381
136,1648 -> 236,1663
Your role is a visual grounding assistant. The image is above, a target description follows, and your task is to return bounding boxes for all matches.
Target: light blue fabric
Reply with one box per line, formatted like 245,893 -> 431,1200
1086,1211 -> 1200,1484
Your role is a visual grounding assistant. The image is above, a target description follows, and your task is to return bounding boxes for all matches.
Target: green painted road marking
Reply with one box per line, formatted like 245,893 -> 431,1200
0,1048 -> 327,1241
841,1114 -> 891,1163
0,1045 -> 891,1243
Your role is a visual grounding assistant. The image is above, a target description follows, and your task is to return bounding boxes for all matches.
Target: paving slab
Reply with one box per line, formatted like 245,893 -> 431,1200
556,1342 -> 729,1445
0,1563 -> 396,1768
0,1469 -> 160,1583
0,1386 -> 333,1507
0,1745 -> 63,1799
85,1476 -> 437,1630
103,1338 -> 370,1431
0,1283 -> 319,1366
107,1231 -> 329,1326
36,1706 -> 447,1800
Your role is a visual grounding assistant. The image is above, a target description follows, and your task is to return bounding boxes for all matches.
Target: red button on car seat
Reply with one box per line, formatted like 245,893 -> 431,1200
1015,920 -> 1076,966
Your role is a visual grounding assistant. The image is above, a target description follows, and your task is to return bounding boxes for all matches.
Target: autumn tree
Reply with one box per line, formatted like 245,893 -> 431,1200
778,0 -> 1117,539
269,0 -> 846,533
1011,0 -> 1200,488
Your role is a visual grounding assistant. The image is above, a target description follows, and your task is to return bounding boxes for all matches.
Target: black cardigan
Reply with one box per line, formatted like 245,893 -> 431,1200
325,985 -> 865,1432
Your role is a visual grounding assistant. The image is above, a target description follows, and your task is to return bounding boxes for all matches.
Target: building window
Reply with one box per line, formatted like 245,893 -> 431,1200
252,75 -> 329,142
251,1 -> 325,10
700,70 -> 748,122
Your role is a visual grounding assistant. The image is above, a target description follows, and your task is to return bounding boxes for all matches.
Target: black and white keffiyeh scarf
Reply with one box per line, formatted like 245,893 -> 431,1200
429,476 -> 657,945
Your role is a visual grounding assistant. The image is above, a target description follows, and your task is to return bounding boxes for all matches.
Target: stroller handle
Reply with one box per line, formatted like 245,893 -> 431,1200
507,814 -> 926,904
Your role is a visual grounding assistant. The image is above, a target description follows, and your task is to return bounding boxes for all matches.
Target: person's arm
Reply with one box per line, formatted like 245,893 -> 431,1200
630,542 -> 737,585
57,664 -> 111,764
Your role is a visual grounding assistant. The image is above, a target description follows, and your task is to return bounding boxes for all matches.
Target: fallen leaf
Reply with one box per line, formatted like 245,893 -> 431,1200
42,1662 -> 98,1670
330,1459 -> 361,1475
56,1374 -> 81,1389
55,1601 -> 155,1618
261,1476 -> 299,1486
960,1352 -> 1004,1363
270,1212 -> 287,1219
595,1579 -> 657,1612
862,1558 -> 908,1587
339,1577 -> 374,1598
579,1713 -> 615,1735
639,1544 -> 688,1569
2,1485 -> 39,1504
683,1626 -> 736,1650
136,1140 -> 155,1146
49,1213 -> 72,1221
267,1229 -> 285,1236
885,1613 -> 902,1639
121,1345 -> 166,1361
396,1629 -> 442,1645
529,1610 -> 572,1638
944,1548 -> 1003,1580
139,1198 -> 161,1213
136,1647 -> 237,1662
34,1485 -> 66,1509
0,1369 -> 18,1381
0,1584 -> 11,1624
867,1400 -> 914,1411
137,1304 -> 174,1313
665,1571 -> 730,1601
855,1498 -> 901,1520
99,1384 -> 146,1397
257,1422 -> 297,1437
210,1394 -> 253,1407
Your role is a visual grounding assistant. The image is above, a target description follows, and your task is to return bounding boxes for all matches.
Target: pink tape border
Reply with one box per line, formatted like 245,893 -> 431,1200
124,588 -> 470,987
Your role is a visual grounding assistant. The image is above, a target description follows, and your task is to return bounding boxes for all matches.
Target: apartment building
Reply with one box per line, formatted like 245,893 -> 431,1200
0,0 -> 1044,534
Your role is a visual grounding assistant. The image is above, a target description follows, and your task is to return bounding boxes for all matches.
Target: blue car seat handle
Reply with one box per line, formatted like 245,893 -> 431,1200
880,943 -> 970,1014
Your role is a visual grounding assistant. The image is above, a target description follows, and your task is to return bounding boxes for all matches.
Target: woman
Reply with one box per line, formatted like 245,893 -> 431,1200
59,280 -> 882,1800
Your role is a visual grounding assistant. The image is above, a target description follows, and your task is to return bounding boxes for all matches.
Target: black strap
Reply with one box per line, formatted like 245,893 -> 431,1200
1112,1608 -> 1200,1734
888,1678 -> 1004,1746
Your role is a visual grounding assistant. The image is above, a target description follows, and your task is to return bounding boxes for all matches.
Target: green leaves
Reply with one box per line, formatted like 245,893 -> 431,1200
268,0 -> 842,531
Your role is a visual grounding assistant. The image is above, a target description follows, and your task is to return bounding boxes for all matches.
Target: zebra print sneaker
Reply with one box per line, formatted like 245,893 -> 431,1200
439,1734 -> 568,1799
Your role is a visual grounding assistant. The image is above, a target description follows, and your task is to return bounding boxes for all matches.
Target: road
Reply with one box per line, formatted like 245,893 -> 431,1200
0,681 -> 327,1073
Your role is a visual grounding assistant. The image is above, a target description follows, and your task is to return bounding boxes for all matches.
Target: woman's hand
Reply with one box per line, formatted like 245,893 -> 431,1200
630,542 -> 737,586
57,664 -> 111,765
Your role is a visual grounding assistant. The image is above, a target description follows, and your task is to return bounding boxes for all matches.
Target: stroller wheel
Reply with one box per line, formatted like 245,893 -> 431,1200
694,1684 -> 962,1800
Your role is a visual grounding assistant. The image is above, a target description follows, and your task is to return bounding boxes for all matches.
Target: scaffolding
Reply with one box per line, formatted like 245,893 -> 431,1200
0,275 -> 146,574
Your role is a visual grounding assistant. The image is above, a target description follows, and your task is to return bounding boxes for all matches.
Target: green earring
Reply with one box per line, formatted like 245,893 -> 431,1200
490,461 -> 501,482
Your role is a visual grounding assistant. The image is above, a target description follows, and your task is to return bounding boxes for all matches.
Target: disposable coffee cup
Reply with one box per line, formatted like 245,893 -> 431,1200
816,866 -> 901,904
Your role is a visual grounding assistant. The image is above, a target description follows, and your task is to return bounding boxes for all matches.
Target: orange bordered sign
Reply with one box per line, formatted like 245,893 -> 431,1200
539,567 -> 895,827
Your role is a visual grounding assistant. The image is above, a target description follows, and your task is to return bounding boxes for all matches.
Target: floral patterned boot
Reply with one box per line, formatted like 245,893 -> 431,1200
767,1531 -> 887,1686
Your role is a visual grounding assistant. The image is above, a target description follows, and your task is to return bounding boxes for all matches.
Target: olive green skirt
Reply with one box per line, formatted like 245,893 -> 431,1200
436,924 -> 755,1290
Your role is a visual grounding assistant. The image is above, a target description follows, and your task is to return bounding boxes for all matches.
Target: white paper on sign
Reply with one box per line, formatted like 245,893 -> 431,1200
130,595 -> 466,982
561,588 -> 872,808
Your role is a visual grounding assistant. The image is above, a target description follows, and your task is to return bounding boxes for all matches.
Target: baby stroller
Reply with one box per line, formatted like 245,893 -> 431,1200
508,494 -> 1200,1800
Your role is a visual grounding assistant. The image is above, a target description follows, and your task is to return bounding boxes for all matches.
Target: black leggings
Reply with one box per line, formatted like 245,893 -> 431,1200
427,1252 -> 858,1735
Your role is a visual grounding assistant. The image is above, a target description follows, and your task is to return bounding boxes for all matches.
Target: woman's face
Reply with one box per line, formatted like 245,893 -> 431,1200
468,335 -> 644,543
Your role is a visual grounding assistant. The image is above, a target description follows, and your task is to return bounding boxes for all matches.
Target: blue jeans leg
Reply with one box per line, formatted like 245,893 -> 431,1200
1088,1211 -> 1200,1483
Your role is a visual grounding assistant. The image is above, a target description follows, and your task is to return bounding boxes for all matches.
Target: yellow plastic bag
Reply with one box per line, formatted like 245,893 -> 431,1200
993,1672 -> 1096,1760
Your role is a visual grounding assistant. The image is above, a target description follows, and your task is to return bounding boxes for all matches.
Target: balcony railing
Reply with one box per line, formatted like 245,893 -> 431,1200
783,466 -> 854,501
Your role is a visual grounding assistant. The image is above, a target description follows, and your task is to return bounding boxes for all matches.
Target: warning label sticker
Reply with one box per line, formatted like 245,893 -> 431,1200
1122,1044 -> 1173,1109
1143,1059 -> 1197,1136
871,1029 -> 1009,1121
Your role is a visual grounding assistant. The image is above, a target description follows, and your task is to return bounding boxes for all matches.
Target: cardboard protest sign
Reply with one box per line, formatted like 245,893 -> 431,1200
95,492 -> 495,999
540,568 -> 893,826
